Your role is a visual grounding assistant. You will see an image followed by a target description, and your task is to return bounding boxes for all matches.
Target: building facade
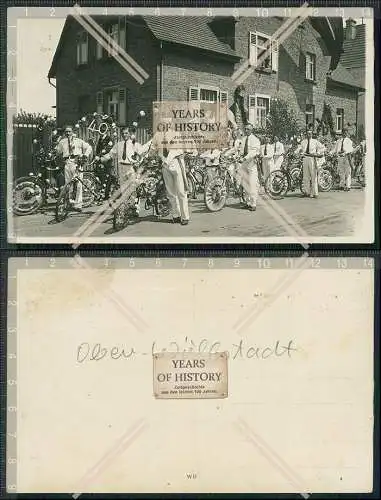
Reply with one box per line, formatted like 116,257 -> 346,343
48,15 -> 364,136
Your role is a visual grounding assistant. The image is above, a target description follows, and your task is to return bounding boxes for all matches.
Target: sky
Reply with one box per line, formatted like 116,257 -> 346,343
16,18 -> 65,116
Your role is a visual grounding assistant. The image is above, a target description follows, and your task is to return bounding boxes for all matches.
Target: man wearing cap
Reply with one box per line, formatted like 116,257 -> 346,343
100,126 -> 142,213
55,124 -> 92,211
234,122 -> 261,211
296,126 -> 325,198
330,128 -> 354,191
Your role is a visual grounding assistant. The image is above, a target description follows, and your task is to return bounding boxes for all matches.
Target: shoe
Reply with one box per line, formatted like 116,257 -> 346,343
344,188 -> 350,192
312,195 -> 318,198
172,217 -> 181,224
248,206 -> 256,211
181,219 -> 189,225
72,207 -> 83,213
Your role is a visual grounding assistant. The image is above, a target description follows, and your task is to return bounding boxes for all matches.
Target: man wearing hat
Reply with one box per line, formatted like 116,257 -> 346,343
55,124 -> 92,211
296,126 -> 325,198
330,128 -> 354,191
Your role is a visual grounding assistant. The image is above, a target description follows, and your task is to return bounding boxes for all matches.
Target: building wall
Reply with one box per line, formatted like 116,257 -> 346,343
161,18 -> 332,129
325,83 -> 358,135
55,17 -> 159,127
54,16 -> 360,134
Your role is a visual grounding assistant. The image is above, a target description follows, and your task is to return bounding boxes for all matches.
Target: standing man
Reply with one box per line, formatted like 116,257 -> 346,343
55,124 -> 92,212
272,135 -> 285,170
330,128 -> 354,191
296,126 -> 325,198
235,123 -> 261,211
260,135 -> 275,181
143,124 -> 190,225
100,126 -> 142,212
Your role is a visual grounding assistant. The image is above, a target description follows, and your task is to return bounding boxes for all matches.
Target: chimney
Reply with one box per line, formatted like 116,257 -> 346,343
345,18 -> 357,40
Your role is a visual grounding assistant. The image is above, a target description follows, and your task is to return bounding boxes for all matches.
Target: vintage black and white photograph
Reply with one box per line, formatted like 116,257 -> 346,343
7,6 -> 374,244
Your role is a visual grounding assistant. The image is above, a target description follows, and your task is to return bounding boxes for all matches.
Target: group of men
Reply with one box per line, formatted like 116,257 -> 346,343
55,119 -> 360,221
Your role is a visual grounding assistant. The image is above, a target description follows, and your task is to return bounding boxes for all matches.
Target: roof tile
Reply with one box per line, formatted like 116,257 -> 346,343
143,16 -> 238,58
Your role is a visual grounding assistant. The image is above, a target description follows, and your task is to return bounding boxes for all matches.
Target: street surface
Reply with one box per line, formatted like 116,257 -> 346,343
12,183 -> 366,240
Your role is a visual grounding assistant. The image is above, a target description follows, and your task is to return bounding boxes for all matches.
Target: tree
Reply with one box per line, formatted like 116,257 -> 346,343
265,98 -> 301,142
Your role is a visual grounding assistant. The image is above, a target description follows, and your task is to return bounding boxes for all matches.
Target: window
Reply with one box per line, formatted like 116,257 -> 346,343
76,31 -> 88,66
305,104 -> 315,128
96,40 -> 103,59
106,19 -> 126,58
96,87 -> 127,125
248,94 -> 271,128
249,32 -> 279,71
305,53 -> 316,81
200,88 -> 218,103
188,87 -> 227,104
336,108 -> 344,133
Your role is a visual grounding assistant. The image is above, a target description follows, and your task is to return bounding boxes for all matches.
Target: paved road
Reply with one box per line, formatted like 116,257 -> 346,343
12,184 -> 365,240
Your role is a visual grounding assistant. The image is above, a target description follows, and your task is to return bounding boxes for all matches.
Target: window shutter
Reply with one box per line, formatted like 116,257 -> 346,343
299,51 -> 306,76
118,87 -> 127,125
96,91 -> 104,114
119,17 -> 126,51
271,39 -> 279,72
219,91 -> 228,104
76,42 -> 81,66
83,32 -> 88,64
248,95 -> 256,125
96,41 -> 103,59
249,32 -> 257,67
188,87 -> 200,101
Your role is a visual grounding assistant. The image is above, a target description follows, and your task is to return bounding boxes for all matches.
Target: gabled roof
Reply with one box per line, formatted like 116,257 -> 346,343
48,15 -> 239,77
328,62 -> 364,90
340,24 -> 366,69
142,16 -> 239,59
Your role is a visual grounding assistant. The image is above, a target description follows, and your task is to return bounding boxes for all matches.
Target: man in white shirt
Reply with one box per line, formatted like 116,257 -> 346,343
234,122 -> 261,211
330,128 -> 354,191
142,126 -> 190,225
260,135 -> 275,181
55,124 -> 92,211
272,135 -> 285,170
100,127 -> 142,213
296,127 -> 325,198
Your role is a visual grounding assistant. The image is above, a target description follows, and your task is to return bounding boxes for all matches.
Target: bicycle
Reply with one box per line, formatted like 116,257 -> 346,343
112,156 -> 170,232
204,151 -> 251,212
55,157 -> 106,222
13,152 -> 63,216
184,153 -> 207,199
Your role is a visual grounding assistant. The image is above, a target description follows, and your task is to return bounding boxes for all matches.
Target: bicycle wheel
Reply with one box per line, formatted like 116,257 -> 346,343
265,170 -> 289,200
318,167 -> 333,192
204,176 -> 227,212
13,177 -> 45,215
193,168 -> 206,193
186,174 -> 196,199
55,183 -> 71,222
82,172 -> 99,207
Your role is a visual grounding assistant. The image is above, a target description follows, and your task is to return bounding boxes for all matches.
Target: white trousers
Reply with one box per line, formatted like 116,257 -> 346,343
262,157 -> 275,180
240,159 -> 259,207
273,154 -> 284,170
162,158 -> 190,220
64,159 -> 83,208
302,156 -> 318,196
337,155 -> 352,189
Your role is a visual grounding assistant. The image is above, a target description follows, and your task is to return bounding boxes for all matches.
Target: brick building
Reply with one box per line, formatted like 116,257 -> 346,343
339,18 -> 366,136
48,15 -> 365,136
